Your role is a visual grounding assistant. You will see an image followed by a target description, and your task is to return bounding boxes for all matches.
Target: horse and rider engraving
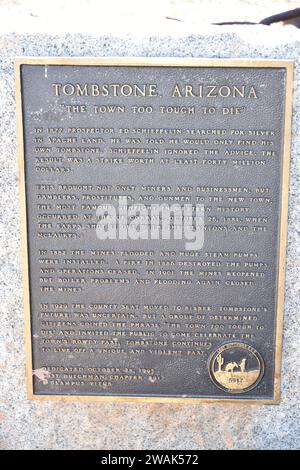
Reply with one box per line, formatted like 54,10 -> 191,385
210,343 -> 263,392
216,354 -> 247,373
213,352 -> 260,390
224,358 -> 247,373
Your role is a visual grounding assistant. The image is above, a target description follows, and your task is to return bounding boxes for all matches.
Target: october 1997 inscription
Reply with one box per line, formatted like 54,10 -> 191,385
16,58 -> 292,402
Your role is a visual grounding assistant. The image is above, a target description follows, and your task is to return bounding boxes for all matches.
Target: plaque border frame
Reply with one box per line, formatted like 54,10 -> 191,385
15,57 -> 293,404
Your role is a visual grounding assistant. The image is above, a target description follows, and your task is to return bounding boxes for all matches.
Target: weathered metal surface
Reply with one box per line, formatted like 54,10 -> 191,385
16,58 -> 293,402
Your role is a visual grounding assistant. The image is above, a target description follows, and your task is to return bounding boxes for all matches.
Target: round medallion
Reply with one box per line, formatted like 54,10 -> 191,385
209,342 -> 264,393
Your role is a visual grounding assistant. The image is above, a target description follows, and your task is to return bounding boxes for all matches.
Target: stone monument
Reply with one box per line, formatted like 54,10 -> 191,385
0,22 -> 299,449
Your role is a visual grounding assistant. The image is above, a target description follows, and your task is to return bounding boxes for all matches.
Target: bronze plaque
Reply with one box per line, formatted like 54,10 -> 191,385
16,58 -> 293,403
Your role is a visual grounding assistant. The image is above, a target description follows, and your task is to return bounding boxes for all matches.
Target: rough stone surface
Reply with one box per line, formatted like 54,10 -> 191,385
0,25 -> 299,450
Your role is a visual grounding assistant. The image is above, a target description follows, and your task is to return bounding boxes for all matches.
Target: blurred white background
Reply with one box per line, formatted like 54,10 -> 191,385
0,0 -> 299,32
